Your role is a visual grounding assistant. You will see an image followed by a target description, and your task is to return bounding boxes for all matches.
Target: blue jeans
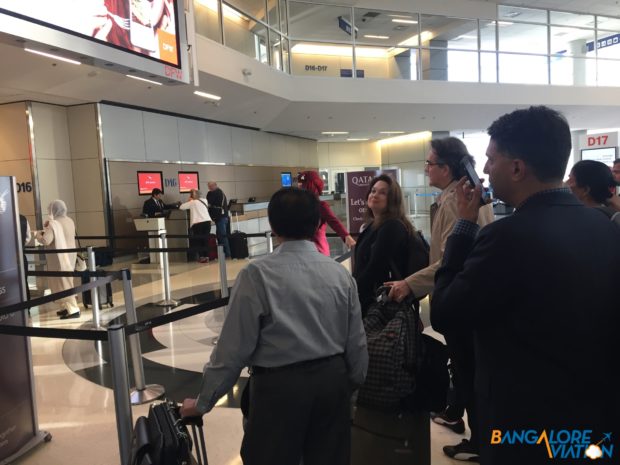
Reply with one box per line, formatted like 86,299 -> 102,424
216,216 -> 231,258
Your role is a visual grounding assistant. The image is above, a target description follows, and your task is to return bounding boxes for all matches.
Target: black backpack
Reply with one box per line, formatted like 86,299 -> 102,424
408,230 -> 430,276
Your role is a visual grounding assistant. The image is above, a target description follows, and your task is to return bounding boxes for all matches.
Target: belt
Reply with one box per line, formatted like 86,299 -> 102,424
251,353 -> 343,375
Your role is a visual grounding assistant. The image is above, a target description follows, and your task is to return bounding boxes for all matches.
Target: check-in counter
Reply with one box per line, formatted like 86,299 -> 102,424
134,217 -> 166,266
166,209 -> 190,262
134,211 -> 190,264
230,195 -> 348,257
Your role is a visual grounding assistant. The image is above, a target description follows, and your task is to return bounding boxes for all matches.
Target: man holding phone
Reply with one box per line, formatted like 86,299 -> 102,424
431,106 -> 620,465
386,137 -> 494,461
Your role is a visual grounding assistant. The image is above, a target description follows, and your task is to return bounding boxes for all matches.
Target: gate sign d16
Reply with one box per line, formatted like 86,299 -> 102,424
579,132 -> 618,149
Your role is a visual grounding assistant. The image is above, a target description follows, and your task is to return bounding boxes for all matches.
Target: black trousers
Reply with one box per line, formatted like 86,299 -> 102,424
444,331 -> 479,449
241,355 -> 351,465
190,221 -> 211,260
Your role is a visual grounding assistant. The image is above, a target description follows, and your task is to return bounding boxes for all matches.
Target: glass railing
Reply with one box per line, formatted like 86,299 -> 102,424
193,0 -> 620,87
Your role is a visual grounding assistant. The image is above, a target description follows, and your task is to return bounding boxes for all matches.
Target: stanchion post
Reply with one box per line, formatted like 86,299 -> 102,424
157,233 -> 178,307
87,246 -> 101,327
217,245 -> 228,298
108,324 -> 133,465
266,231 -> 273,254
121,269 -> 165,404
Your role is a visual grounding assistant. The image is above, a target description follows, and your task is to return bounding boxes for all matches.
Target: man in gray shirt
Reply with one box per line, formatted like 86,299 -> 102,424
181,187 -> 368,465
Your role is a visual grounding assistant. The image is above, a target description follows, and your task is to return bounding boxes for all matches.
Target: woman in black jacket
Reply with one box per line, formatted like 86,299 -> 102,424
353,174 -> 415,316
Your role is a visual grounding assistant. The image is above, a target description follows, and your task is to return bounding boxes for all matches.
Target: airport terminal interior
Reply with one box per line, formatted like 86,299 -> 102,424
1,0 -> 620,463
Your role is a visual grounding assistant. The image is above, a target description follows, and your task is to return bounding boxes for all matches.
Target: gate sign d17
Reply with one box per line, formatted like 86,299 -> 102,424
579,132 -> 618,149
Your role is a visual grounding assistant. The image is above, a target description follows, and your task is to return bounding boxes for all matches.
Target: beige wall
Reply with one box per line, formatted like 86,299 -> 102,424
318,141 -> 381,192
0,102 -> 37,229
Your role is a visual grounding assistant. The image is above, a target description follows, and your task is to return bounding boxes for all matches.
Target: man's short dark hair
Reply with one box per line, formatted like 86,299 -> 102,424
613,159 -> 620,166
268,188 -> 320,240
152,188 -> 163,196
430,137 -> 475,180
487,106 -> 572,182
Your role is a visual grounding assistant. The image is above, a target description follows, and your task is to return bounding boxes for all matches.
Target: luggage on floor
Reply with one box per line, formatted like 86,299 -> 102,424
131,400 -> 208,465
207,233 -> 218,261
94,247 -> 114,267
230,231 -> 249,259
81,273 -> 113,308
351,406 -> 430,465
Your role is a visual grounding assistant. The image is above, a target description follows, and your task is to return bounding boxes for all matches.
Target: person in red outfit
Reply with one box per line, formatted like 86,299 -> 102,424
297,171 -> 356,256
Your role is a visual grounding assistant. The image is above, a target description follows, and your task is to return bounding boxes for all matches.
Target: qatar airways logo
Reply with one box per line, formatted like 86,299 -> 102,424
350,175 -> 374,187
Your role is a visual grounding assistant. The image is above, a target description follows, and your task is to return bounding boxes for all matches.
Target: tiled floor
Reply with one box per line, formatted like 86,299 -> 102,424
17,257 -> 467,465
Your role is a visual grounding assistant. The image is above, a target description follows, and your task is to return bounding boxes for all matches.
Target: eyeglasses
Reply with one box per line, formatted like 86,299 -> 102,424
425,160 -> 444,167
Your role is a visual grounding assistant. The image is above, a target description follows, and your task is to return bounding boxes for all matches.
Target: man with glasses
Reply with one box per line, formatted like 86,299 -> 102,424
386,137 -> 494,462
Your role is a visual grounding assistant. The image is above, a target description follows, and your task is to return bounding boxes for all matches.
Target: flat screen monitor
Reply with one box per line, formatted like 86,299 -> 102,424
178,171 -> 199,193
137,171 -> 163,195
581,147 -> 617,167
281,172 -> 292,188
0,0 -> 181,68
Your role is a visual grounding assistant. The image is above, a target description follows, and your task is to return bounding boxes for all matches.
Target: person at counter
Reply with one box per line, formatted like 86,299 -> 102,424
207,181 -> 231,258
297,171 -> 356,256
142,188 -> 180,218
179,189 -> 212,263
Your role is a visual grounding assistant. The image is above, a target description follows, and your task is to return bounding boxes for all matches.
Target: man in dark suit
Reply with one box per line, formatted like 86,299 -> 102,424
142,188 -> 179,217
431,106 -> 620,464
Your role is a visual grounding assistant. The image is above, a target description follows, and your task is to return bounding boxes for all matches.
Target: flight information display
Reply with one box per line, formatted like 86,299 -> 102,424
137,171 -> 163,195
178,171 -> 199,193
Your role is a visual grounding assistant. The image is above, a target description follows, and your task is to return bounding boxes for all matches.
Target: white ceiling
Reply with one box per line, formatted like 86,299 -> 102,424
2,1 -> 620,143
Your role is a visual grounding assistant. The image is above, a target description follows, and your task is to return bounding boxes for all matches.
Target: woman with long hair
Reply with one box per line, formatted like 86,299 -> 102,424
352,174 -> 415,316
297,171 -> 355,256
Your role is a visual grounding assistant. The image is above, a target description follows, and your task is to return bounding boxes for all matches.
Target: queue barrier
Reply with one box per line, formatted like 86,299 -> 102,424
0,267 -> 230,465
10,231 -> 353,464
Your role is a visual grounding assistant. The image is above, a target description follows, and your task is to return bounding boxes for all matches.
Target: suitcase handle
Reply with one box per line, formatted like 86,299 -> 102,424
182,415 -> 204,428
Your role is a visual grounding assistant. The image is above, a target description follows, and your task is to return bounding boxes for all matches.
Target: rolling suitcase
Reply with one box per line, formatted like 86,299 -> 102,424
81,273 -> 113,308
230,213 -> 249,259
230,232 -> 249,259
132,400 -> 208,465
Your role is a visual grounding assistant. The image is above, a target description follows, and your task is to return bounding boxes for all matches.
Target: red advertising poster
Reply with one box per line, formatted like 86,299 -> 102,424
137,171 -> 163,195
178,171 -> 199,193
346,169 -> 398,234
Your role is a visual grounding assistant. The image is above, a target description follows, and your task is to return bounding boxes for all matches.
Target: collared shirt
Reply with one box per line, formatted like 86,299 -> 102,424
405,180 -> 494,298
195,240 -> 368,414
179,198 -> 211,226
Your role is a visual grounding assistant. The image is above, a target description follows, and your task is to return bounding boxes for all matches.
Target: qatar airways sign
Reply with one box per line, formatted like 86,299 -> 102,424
346,169 -> 398,234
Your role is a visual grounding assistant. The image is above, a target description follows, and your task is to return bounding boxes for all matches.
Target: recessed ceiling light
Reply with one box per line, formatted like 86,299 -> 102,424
347,138 -> 369,141
380,131 -> 405,134
322,131 -> 349,135
392,19 -> 418,25
364,34 -> 390,40
194,90 -> 222,101
25,48 -> 81,65
126,75 -> 162,85
496,21 -> 514,26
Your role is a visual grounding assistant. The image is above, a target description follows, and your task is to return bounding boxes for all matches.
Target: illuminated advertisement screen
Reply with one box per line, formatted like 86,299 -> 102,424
281,172 -> 292,187
178,171 -> 199,193
0,0 -> 180,68
137,171 -> 163,195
